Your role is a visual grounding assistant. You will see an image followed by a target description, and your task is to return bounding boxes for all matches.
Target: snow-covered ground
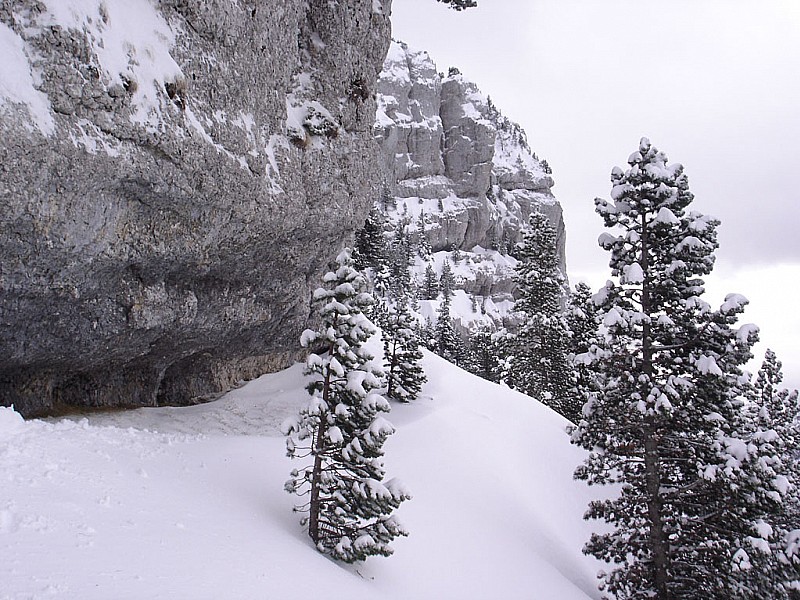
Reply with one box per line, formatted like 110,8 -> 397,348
1,344 -> 602,599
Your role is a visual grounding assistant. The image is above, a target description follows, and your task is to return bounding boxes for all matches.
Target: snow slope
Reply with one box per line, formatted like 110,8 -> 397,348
1,347 -> 601,599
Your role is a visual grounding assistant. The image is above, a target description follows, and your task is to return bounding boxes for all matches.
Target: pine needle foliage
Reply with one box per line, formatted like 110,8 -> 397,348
437,0 -> 477,9
383,298 -> 427,403
749,350 -> 800,595
506,211 -> 578,420
571,138 -> 787,599
283,250 -> 410,563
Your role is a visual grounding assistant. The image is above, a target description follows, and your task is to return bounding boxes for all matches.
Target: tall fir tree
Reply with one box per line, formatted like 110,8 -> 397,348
383,298 -> 427,403
415,212 -> 432,258
466,326 -> 505,383
439,259 -> 456,300
353,206 -> 387,273
380,184 -> 395,212
571,138 -> 786,599
565,282 -> 598,359
387,219 -> 413,300
435,291 -> 465,366
565,282 -> 601,415
506,210 -> 578,421
418,316 -> 438,352
283,250 -> 410,562
420,263 -> 440,300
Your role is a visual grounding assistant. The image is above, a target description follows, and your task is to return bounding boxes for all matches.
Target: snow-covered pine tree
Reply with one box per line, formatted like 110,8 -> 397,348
383,298 -> 427,403
415,212 -> 432,258
353,206 -> 387,273
565,282 -> 601,412
571,138 -> 786,599
439,259 -> 456,300
420,263 -> 440,300
467,326 -> 504,383
565,282 -> 598,359
418,316 -> 438,352
387,219 -> 412,300
380,184 -> 395,212
283,249 -> 410,562
437,0 -> 477,10
750,350 -> 800,595
506,210 -> 578,421
435,290 -> 465,366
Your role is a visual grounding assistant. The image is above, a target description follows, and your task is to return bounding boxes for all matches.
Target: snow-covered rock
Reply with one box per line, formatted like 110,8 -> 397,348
0,0 -> 391,416
374,41 -> 568,333
375,41 -> 565,261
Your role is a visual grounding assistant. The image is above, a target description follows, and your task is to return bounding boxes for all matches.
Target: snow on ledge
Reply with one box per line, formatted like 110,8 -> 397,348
39,0 -> 184,130
0,22 -> 55,136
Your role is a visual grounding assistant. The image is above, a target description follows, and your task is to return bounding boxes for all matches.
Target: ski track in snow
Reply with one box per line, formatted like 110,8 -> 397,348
1,342 -> 602,600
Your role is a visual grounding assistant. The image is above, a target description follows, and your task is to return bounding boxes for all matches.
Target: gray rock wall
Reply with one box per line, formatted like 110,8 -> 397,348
0,0 -> 392,416
375,40 -> 567,273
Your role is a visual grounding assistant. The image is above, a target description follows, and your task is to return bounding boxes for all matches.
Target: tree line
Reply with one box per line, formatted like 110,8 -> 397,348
281,138 -> 799,598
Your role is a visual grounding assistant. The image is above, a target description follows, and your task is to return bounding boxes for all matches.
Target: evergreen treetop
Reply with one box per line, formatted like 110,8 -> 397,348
437,0 -> 477,10
383,298 -> 427,403
439,259 -> 456,300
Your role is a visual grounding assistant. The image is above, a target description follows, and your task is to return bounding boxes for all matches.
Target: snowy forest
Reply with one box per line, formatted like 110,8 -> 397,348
284,136 -> 800,598
1,1 -> 798,599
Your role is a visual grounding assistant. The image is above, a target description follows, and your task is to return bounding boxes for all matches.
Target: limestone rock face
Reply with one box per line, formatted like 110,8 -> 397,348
374,41 -> 567,333
0,0 -> 392,416
375,41 -> 566,269
374,41 -> 444,183
439,77 -> 495,199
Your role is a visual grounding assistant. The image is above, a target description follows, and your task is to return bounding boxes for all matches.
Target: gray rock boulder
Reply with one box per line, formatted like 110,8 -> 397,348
0,0 -> 391,416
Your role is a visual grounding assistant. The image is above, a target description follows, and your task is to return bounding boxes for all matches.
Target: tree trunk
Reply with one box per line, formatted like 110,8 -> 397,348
308,319 -> 337,546
640,212 -> 671,600
643,424 -> 671,600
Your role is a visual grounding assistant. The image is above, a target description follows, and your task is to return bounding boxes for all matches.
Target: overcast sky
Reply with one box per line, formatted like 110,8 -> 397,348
391,0 -> 800,388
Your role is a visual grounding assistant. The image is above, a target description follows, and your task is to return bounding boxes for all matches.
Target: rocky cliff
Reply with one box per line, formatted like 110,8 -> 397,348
373,41 -> 567,332
0,0 -> 391,416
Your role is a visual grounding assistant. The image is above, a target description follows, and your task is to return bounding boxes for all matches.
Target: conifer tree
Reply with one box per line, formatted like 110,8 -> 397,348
283,250 -> 410,562
439,259 -> 456,300
506,211 -> 577,420
387,220 -> 412,300
571,138 -> 786,599
437,0 -> 477,9
418,316 -> 438,352
380,184 -> 395,212
353,206 -> 387,273
383,298 -> 426,403
420,263 -> 440,300
750,350 -> 800,595
565,282 -> 601,411
467,326 -> 504,383
435,291 -> 465,365
565,282 -> 597,358
415,212 -> 432,258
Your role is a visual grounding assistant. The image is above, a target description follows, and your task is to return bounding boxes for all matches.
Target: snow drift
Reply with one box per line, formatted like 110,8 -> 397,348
0,346 -> 601,599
